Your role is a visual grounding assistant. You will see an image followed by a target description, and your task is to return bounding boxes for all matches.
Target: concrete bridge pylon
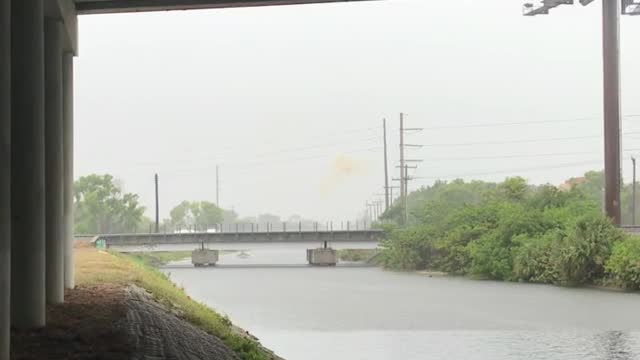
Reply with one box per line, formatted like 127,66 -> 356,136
1,1 -> 11,360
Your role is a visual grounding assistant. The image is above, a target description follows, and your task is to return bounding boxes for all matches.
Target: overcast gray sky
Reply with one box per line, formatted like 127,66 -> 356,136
74,0 -> 640,222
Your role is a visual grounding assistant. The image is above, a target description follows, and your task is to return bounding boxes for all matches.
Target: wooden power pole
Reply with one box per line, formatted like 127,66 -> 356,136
154,173 -> 159,233
383,118 -> 390,212
216,165 -> 220,207
399,113 -> 405,224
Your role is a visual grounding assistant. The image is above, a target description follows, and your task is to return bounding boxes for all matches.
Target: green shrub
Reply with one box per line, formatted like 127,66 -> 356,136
606,236 -> 640,289
552,215 -> 623,285
380,227 -> 436,270
468,232 -> 513,280
468,203 -> 547,280
512,232 -> 560,283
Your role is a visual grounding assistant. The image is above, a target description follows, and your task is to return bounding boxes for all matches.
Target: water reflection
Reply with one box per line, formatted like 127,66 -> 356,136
598,331 -> 634,360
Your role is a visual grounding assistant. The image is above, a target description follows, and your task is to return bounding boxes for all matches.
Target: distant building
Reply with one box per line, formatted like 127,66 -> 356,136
558,177 -> 587,191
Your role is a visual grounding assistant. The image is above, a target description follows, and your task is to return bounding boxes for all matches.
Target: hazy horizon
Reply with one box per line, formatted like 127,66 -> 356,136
75,0 -> 640,222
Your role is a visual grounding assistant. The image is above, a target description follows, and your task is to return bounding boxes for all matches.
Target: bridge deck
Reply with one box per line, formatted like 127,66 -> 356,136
74,0 -> 377,14
97,230 -> 385,247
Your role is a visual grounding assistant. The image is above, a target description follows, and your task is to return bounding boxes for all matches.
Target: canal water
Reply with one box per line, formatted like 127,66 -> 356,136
164,248 -> 640,360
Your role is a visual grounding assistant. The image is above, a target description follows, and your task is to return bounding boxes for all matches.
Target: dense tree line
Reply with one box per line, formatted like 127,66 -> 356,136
74,173 -> 319,234
74,174 -> 147,234
379,173 -> 640,289
168,200 -> 225,227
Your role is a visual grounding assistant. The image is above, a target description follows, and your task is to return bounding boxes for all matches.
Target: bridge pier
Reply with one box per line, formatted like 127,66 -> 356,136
1,0 -> 10,357
63,52 -> 75,290
11,0 -> 47,329
306,248 -> 338,266
192,249 -> 218,267
44,18 -> 65,304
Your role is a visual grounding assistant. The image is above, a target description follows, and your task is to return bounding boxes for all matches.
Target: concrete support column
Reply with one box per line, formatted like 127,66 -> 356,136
1,0 -> 11,358
63,52 -> 74,289
45,19 -> 64,304
11,0 -> 46,328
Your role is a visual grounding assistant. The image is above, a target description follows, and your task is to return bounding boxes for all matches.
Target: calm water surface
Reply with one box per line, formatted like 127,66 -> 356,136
163,247 -> 640,360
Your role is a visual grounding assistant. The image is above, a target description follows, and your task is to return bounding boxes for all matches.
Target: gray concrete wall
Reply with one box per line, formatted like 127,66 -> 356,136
191,249 -> 218,266
11,0 -> 46,328
44,19 -> 65,304
307,248 -> 338,266
100,230 -> 384,247
0,0 -> 11,358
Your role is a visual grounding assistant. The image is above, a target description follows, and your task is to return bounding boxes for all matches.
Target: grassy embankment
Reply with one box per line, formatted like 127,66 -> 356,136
126,251 -> 192,267
76,247 -> 278,360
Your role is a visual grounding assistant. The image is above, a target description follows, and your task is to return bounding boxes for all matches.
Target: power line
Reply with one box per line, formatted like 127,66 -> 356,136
420,131 -> 640,147
423,151 -> 595,162
418,114 -> 640,131
115,126 -> 381,170
422,134 -> 599,147
422,116 -> 598,130
412,160 -> 603,182
423,148 -> 640,162
251,135 -> 381,158
166,146 -> 383,176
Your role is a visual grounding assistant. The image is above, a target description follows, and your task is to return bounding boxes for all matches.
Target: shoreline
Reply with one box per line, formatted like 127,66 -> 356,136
133,249 -> 638,295
126,250 -> 283,359
115,250 -> 284,360
11,246 -> 283,360
409,268 -> 639,294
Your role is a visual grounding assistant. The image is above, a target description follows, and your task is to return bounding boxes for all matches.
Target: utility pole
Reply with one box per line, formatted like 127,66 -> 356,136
404,165 -> 409,224
522,0 -> 631,225
367,201 -> 378,221
365,202 -> 371,222
399,113 -> 405,224
395,164 -> 417,224
395,113 -> 423,225
633,156 -> 637,225
216,165 -> 220,207
383,118 -> 390,212
154,173 -> 159,233
602,0 -> 622,225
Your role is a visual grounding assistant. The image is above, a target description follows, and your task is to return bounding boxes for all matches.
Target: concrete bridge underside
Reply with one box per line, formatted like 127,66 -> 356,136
74,0 -> 376,14
0,1 -> 374,359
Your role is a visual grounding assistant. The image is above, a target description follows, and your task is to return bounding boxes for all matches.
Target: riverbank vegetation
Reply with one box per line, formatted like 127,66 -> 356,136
77,247 -> 278,360
379,172 -> 640,289
338,249 -> 380,263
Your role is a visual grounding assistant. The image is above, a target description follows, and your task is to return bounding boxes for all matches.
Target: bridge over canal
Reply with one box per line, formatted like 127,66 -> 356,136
96,229 -> 384,248
95,229 -> 385,266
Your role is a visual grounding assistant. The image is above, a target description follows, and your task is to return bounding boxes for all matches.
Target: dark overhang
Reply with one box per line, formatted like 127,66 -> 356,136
75,0 -> 377,14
